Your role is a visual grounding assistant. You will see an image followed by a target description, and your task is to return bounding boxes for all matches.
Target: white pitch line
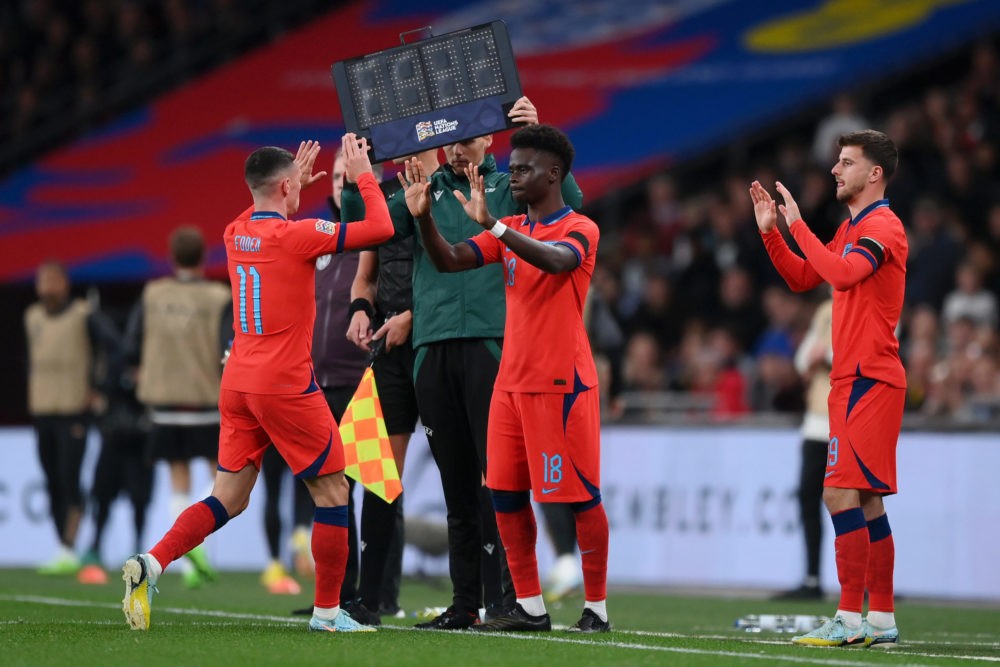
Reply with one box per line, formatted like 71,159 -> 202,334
621,627 -> 1000,649
4,595 -> 999,665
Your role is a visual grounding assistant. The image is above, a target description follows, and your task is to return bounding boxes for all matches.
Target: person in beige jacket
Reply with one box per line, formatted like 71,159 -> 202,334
24,260 -> 120,574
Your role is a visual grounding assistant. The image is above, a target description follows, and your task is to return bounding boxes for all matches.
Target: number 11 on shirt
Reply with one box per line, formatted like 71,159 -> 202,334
236,264 -> 263,334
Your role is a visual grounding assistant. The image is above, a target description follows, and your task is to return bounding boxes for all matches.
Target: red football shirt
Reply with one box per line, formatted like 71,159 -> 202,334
762,199 -> 908,388
221,172 -> 391,394
466,207 -> 599,394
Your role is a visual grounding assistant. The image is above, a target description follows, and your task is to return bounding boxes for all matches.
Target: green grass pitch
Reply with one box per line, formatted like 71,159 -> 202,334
2,569 -> 998,666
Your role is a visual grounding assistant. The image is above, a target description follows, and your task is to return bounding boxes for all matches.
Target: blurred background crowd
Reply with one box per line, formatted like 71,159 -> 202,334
0,0 -> 331,174
3,1 -> 1000,429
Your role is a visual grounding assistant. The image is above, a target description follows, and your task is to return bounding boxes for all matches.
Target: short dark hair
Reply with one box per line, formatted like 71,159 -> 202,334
838,130 -> 898,181
244,146 -> 294,191
509,124 -> 574,181
170,225 -> 204,268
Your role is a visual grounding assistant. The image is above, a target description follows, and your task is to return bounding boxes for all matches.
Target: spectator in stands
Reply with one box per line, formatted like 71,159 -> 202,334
904,197 -> 963,309
700,327 -> 750,418
712,265 -> 767,355
811,93 -> 869,167
942,259 -> 999,329
623,272 -> 683,355
924,313 -> 1000,421
622,331 -> 667,394
941,151 -> 992,237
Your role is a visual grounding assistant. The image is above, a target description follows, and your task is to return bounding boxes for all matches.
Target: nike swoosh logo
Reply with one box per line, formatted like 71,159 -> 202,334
433,190 -> 444,201
824,471 -> 835,478
541,487 -> 558,494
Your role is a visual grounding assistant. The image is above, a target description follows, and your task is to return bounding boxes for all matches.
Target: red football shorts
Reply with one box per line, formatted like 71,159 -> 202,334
825,377 -> 904,495
218,388 -> 344,478
486,387 -> 601,503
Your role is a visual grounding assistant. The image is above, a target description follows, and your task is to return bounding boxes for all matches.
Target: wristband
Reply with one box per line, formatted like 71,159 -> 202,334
489,221 -> 507,238
348,298 -> 374,319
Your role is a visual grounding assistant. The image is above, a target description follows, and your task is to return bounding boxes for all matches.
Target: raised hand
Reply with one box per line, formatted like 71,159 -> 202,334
749,180 -> 778,234
397,157 -> 430,217
452,164 -> 493,227
342,133 -> 374,183
508,96 -> 538,125
774,181 -> 803,225
294,140 -> 328,189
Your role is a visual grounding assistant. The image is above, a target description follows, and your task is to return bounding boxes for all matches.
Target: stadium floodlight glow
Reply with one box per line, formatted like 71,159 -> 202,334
331,21 -> 524,162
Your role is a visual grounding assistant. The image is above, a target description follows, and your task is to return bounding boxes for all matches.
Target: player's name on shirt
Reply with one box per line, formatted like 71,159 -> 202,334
233,234 -> 262,253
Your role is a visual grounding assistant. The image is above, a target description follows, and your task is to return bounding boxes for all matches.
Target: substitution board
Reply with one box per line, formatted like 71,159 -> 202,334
332,21 -> 523,162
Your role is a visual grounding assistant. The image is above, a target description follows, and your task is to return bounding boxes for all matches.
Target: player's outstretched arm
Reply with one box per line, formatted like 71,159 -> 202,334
456,164 -> 579,274
401,157 -> 478,272
751,180 -> 823,292
340,133 -> 393,249
773,181 -> 875,290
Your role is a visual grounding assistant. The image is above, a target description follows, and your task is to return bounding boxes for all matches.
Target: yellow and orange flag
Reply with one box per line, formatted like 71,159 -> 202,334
339,367 -> 402,503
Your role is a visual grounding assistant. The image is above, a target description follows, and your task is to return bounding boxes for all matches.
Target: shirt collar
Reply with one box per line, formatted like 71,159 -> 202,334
250,210 -> 285,220
849,199 -> 889,226
520,205 -> 573,227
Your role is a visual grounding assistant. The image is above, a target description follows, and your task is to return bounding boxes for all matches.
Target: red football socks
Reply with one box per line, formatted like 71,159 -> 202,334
574,503 -> 609,602
149,501 -> 216,570
831,507 -> 869,613
312,517 -> 348,609
495,505 -> 542,598
866,513 -> 895,612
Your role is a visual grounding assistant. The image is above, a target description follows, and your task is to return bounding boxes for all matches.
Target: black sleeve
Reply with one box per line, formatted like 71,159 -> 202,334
88,310 -> 123,355
219,300 -> 234,359
87,310 -> 123,390
123,301 -> 144,365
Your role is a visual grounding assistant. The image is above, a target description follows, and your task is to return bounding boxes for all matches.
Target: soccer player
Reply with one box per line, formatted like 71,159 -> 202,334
121,134 -> 393,633
749,130 -> 907,648
398,124 -> 610,633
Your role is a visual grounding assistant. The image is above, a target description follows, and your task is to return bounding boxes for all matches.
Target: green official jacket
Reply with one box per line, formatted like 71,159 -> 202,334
341,154 -> 583,348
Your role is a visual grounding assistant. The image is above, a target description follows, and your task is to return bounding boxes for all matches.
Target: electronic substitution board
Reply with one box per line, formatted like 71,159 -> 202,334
332,21 -> 523,162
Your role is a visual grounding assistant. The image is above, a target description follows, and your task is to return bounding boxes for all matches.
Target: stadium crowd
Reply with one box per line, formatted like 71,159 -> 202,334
0,0 -> 339,176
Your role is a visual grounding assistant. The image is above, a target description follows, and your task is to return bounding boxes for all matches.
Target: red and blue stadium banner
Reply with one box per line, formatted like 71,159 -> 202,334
2,0 -> 1000,283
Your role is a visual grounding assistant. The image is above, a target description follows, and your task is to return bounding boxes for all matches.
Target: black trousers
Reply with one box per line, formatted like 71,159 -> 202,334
260,446 -> 315,560
33,415 -> 88,546
798,437 -> 828,580
414,339 -> 514,613
89,424 -> 154,557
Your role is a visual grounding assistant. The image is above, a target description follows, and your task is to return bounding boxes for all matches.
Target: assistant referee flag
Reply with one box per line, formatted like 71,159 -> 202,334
338,367 -> 402,502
